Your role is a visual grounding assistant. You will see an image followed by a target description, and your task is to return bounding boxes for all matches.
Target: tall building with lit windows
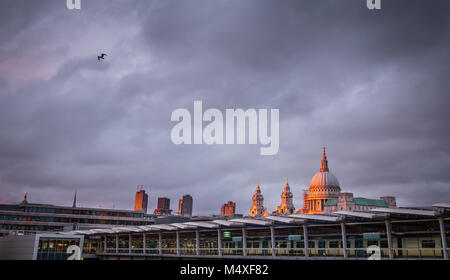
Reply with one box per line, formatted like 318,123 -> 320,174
134,185 -> 148,213
178,195 -> 193,217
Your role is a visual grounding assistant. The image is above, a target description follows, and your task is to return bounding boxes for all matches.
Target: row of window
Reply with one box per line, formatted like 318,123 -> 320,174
98,236 -> 447,259
23,207 -> 144,218
0,215 -> 147,225
102,237 -> 439,249
0,224 -> 63,231
0,215 -> 54,222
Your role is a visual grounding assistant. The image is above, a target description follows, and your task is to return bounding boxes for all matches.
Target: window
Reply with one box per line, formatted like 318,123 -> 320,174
329,241 -> 340,248
422,240 -> 435,248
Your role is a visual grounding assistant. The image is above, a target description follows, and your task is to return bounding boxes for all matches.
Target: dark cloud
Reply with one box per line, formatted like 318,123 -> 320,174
0,0 -> 449,214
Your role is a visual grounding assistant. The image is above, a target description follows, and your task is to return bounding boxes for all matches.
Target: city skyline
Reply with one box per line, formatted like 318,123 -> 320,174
1,1 -> 450,216
0,148 -> 405,216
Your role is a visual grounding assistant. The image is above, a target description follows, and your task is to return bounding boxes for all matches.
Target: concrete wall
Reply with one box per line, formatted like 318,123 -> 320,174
0,234 -> 36,260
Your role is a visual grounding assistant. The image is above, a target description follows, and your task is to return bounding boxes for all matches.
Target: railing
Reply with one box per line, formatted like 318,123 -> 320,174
273,248 -> 306,257
393,248 -> 444,259
99,247 -> 447,259
247,248 -> 272,256
199,248 -> 219,255
179,248 -> 196,255
222,248 -> 243,256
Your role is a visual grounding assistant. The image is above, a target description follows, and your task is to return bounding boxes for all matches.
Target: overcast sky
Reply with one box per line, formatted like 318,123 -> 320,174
0,0 -> 449,215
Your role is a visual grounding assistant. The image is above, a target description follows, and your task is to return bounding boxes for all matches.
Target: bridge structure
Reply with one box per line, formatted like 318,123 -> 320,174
60,204 -> 450,260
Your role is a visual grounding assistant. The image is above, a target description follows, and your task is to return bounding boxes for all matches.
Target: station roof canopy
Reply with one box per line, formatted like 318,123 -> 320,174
263,216 -> 304,224
137,225 -> 159,231
170,223 -> 197,229
432,203 -> 450,209
57,205 -> 448,236
333,210 -> 388,219
113,226 -> 143,233
229,218 -> 273,226
59,231 -> 77,235
149,224 -> 178,231
212,219 -> 244,227
289,214 -> 341,222
184,221 -> 219,228
87,228 -> 117,234
72,230 -> 91,235
370,207 -> 437,217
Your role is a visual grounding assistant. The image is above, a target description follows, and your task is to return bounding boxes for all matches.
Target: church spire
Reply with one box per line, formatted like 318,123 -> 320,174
284,178 -> 290,191
72,191 -> 77,208
21,191 -> 28,204
320,147 -> 329,172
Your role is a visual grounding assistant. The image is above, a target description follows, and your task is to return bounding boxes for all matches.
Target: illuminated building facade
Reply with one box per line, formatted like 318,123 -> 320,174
324,193 -> 396,213
134,185 -> 148,213
178,195 -> 193,217
299,148 -> 341,214
221,201 -> 236,217
274,179 -> 295,215
249,183 -> 269,217
298,148 -> 396,214
296,148 -> 397,214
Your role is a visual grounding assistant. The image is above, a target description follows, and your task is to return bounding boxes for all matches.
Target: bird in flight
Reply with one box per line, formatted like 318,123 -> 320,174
97,53 -> 107,61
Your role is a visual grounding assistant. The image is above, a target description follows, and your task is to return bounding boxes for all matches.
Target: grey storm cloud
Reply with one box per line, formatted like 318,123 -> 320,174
0,0 -> 449,212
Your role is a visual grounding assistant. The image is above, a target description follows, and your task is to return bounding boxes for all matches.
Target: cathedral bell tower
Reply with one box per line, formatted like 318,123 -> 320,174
249,182 -> 268,217
274,178 -> 296,215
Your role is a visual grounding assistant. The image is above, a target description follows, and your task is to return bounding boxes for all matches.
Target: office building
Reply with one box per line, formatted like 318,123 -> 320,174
0,191 -> 154,237
154,197 -> 172,215
178,195 -> 193,217
134,185 -> 148,213
221,201 -> 236,217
